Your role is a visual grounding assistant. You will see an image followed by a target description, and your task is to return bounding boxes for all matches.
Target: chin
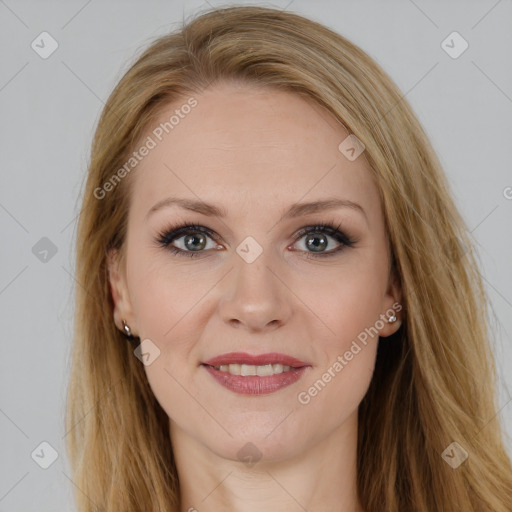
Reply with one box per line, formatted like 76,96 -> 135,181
202,421 -> 308,464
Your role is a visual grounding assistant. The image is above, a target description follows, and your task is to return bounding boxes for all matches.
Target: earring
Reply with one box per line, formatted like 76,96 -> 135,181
122,319 -> 133,337
121,319 -> 140,346
387,314 -> 397,323
122,320 -> 136,340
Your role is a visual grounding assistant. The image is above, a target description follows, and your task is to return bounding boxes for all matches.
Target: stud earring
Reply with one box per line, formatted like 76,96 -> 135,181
387,314 -> 397,323
122,319 -> 133,337
120,320 -> 140,346
122,320 -> 140,347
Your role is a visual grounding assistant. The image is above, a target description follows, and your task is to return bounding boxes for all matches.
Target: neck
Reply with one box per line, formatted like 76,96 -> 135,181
170,411 -> 364,512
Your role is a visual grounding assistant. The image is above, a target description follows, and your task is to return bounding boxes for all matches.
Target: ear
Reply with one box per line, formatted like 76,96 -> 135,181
107,248 -> 137,336
378,271 -> 403,338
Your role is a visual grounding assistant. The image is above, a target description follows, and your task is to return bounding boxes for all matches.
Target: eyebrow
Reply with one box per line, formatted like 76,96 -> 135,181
145,196 -> 367,224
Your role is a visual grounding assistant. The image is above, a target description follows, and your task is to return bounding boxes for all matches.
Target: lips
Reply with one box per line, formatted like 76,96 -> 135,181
202,352 -> 310,369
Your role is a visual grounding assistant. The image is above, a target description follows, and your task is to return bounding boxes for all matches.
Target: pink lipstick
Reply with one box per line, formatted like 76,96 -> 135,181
201,352 -> 311,395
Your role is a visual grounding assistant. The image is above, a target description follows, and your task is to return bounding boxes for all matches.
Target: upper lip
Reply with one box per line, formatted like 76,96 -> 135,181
202,352 -> 310,368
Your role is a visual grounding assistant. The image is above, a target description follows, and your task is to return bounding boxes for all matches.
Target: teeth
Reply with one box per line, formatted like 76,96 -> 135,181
215,363 -> 292,376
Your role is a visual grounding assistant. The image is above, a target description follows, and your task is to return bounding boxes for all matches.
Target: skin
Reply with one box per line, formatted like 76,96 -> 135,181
108,80 -> 402,512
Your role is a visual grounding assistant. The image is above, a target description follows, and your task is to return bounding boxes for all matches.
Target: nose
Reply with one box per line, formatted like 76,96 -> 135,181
217,250 -> 293,333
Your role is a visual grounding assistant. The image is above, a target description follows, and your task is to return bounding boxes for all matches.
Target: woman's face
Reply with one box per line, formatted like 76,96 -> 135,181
108,81 -> 401,462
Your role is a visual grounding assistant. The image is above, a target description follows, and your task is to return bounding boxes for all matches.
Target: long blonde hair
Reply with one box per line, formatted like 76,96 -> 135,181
65,5 -> 512,511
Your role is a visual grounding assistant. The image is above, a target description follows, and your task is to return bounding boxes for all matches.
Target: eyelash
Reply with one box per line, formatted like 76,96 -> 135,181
155,220 -> 357,259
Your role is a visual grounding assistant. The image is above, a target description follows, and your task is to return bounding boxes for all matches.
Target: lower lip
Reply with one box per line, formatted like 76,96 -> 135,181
201,364 -> 309,395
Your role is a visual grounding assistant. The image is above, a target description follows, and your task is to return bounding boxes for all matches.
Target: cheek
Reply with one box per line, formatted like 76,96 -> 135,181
126,246 -> 214,340
296,342 -> 377,440
290,259 -> 385,417
296,260 -> 386,346
294,266 -> 384,424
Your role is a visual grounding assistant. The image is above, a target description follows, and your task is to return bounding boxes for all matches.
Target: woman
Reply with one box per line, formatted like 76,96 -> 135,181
65,5 -> 512,511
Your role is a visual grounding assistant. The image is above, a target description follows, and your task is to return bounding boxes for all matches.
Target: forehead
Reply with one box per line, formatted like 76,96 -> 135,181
128,82 -> 380,223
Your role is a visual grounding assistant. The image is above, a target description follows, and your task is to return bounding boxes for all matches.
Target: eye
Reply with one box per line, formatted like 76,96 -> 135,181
155,221 -> 357,259
291,223 -> 356,258
155,223 -> 220,258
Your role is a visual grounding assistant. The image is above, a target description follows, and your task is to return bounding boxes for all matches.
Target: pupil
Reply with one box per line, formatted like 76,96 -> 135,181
306,234 -> 327,252
185,233 -> 206,251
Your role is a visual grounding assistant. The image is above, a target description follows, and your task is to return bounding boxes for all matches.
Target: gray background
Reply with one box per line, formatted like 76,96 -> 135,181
1,0 -> 511,509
